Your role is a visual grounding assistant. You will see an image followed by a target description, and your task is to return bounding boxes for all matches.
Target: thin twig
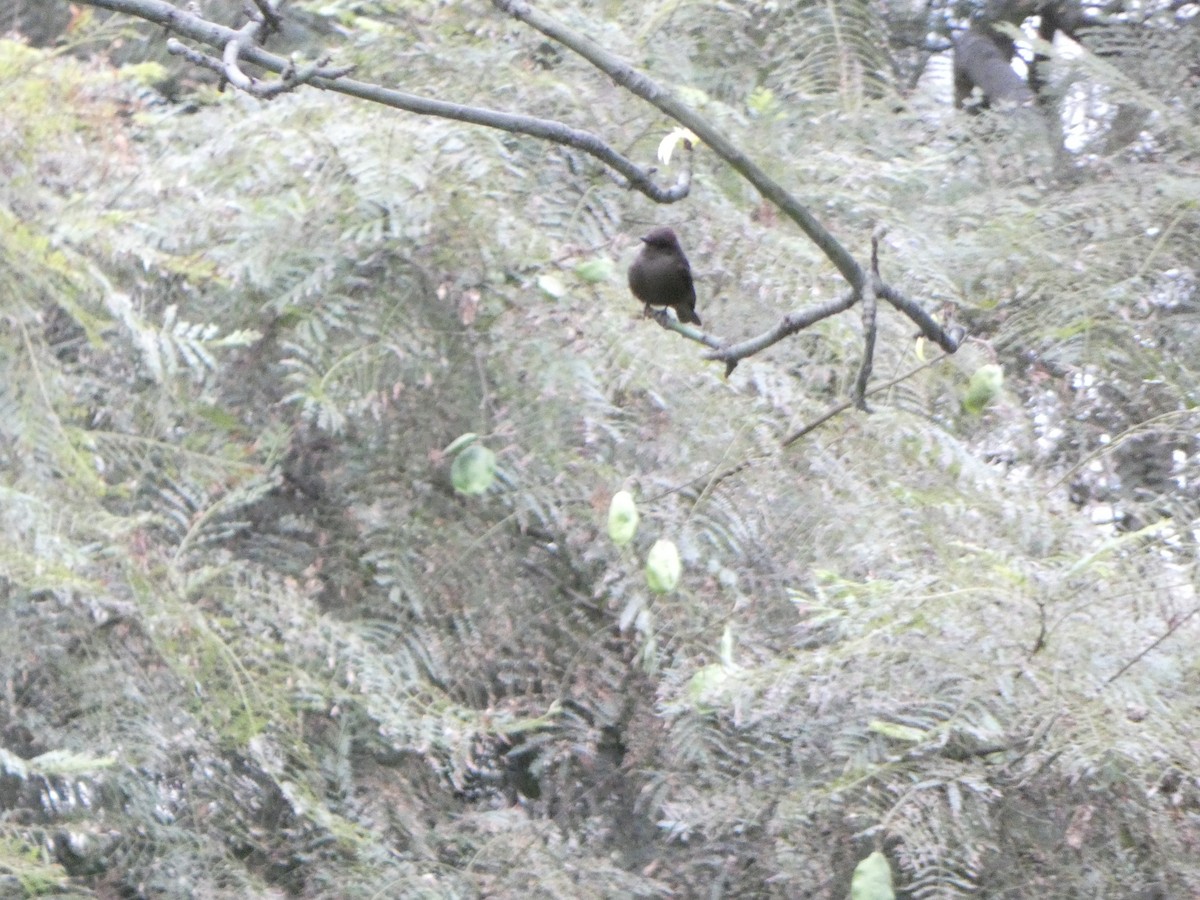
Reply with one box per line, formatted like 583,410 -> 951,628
782,352 -> 951,448
854,226 -> 888,410
647,308 -> 723,350
648,351 -> 955,503
1103,604 -> 1200,686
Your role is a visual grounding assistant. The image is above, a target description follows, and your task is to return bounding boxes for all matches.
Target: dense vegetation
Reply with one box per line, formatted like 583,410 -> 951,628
1,1 -> 1198,896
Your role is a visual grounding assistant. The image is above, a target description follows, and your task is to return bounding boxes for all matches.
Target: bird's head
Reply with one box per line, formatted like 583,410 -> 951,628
640,227 -> 680,250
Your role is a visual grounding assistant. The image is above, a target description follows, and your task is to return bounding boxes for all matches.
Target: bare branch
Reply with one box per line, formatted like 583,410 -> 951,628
879,283 -> 963,353
701,292 -> 858,376
247,0 -> 281,37
854,226 -> 889,411
1103,603 -> 1200,687
220,18 -> 263,92
166,31 -> 347,98
492,0 -> 865,291
75,0 -> 691,202
646,309 -> 724,351
854,281 -> 877,412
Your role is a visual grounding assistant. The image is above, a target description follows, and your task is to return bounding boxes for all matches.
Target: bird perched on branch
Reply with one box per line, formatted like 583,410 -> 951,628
627,227 -> 701,326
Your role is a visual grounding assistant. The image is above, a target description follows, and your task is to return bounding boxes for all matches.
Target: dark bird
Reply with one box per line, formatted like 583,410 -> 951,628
627,227 -> 701,326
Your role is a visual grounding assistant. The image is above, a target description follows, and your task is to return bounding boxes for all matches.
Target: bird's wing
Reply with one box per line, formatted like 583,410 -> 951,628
678,261 -> 696,301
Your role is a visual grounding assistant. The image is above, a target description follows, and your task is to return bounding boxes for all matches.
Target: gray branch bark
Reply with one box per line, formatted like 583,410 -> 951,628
76,0 -> 691,203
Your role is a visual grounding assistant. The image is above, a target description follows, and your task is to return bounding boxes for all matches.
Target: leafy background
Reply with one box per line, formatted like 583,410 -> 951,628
1,0 -> 1198,897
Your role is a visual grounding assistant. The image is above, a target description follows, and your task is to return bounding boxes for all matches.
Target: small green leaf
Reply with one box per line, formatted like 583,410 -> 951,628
451,444 -> 496,495
645,539 -> 681,593
850,851 -> 894,900
575,258 -> 614,284
868,720 -> 927,743
607,490 -> 639,546
963,364 -> 1003,414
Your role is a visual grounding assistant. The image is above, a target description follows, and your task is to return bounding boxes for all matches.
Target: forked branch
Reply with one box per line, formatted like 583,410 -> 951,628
75,0 -> 692,202
72,0 -> 963,377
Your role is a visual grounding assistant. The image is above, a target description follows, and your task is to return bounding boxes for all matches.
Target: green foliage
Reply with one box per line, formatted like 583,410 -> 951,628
851,851 -> 895,900
450,442 -> 497,494
0,835 -> 77,897
575,257 -> 615,283
645,538 -> 682,593
607,489 -> 640,546
1,2 -> 1199,898
962,363 -> 1003,413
